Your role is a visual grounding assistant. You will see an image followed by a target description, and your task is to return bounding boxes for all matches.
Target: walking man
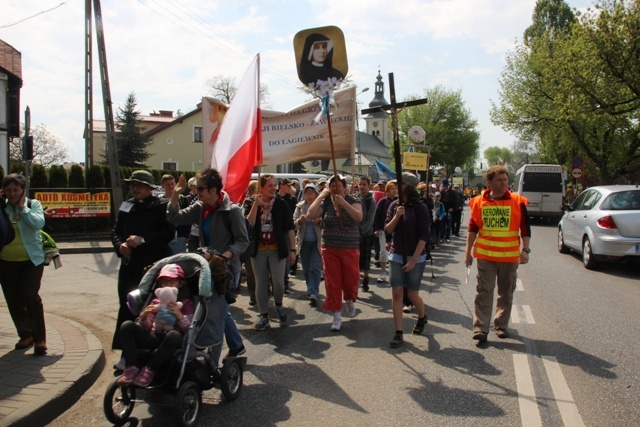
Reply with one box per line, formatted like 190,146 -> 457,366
464,165 -> 531,343
357,176 -> 376,292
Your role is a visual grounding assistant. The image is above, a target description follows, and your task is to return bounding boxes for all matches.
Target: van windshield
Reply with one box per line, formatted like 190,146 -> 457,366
522,172 -> 563,193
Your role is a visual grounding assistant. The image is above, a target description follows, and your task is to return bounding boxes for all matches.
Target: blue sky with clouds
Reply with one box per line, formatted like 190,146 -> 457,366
2,0 -> 594,163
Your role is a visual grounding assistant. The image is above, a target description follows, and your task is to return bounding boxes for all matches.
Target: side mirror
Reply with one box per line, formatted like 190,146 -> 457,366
561,203 -> 573,213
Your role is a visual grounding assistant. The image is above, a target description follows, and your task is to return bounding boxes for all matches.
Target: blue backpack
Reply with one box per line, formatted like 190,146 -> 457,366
0,198 -> 16,251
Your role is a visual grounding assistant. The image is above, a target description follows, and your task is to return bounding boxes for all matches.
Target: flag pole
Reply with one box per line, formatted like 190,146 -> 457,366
323,95 -> 343,227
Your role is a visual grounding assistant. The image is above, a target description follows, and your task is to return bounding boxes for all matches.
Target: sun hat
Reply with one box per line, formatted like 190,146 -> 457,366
188,177 -> 198,187
401,172 -> 419,188
304,183 -> 319,193
157,263 -> 184,279
124,170 -> 156,188
317,178 -> 327,185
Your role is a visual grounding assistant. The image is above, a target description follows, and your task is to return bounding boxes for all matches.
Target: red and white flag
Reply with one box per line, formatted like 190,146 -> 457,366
211,54 -> 263,202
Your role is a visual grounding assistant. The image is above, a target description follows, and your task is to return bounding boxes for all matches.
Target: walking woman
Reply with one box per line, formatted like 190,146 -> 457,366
307,175 -> 362,331
246,174 -> 296,331
293,183 -> 323,307
0,174 -> 48,356
384,173 -> 430,348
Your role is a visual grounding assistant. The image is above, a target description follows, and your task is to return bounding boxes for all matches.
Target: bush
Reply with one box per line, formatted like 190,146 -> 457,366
30,164 -> 48,188
86,165 -> 105,189
49,165 -> 68,188
68,164 -> 85,188
9,163 -> 25,175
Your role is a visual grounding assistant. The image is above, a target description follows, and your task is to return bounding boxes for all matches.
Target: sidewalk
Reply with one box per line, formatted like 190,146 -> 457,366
0,240 -> 109,427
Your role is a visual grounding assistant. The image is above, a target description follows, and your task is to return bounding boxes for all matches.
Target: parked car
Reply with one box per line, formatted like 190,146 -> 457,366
558,185 -> 640,269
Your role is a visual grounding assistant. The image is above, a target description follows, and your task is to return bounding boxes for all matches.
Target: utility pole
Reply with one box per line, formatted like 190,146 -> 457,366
88,0 -> 124,212
84,0 -> 93,168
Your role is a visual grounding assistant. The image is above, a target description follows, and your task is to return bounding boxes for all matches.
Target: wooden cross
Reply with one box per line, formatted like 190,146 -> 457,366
361,72 -> 428,262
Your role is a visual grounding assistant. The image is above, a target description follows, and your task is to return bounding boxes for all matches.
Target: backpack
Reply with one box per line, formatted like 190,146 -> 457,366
0,198 -> 16,251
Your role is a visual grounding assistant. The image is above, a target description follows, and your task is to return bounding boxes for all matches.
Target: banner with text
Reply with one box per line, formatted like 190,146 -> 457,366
261,86 -> 356,165
34,192 -> 111,218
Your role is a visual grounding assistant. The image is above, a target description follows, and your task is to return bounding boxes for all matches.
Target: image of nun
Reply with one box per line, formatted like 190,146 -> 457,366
299,33 -> 345,86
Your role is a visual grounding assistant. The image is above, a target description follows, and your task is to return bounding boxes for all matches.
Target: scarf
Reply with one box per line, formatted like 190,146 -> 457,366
203,191 -> 226,220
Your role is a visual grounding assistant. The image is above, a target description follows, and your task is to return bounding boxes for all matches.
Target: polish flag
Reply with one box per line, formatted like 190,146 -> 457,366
211,54 -> 263,203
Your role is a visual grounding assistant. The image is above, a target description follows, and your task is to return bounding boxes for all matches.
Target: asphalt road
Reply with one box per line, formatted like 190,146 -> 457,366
41,218 -> 640,426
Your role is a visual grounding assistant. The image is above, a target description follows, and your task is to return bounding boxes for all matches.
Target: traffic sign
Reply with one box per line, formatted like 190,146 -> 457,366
571,167 -> 583,179
572,155 -> 584,168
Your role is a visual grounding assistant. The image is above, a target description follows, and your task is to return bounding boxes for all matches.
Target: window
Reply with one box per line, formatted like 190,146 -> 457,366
163,162 -> 177,171
194,126 -> 203,143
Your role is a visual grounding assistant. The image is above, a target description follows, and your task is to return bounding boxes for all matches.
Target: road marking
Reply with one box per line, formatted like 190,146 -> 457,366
542,356 -> 585,427
513,354 -> 542,427
516,278 -> 523,291
511,308 -> 521,324
523,305 -> 536,324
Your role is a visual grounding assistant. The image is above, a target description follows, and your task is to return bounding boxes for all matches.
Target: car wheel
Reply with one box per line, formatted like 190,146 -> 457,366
558,228 -> 570,254
582,237 -> 599,270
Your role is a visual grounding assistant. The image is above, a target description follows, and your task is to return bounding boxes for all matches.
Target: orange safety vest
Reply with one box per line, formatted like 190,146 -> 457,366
470,191 -> 527,263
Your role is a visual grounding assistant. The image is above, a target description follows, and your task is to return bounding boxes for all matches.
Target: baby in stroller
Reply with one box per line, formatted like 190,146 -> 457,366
117,263 -> 195,387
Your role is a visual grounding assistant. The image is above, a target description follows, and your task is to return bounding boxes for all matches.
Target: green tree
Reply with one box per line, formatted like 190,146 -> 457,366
484,146 -> 514,166
48,165 -> 68,188
396,85 -> 480,178
85,165 -> 105,189
108,92 -> 152,168
68,164 -> 85,188
523,0 -> 576,46
29,164 -> 48,188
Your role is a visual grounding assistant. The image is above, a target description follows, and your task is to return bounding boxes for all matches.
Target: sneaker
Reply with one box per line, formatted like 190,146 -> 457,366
389,333 -> 404,348
224,345 -> 246,360
133,366 -> 155,387
330,315 -> 342,331
255,316 -> 270,331
402,305 -> 413,313
344,300 -> 356,317
377,275 -> 387,283
446,239 -> 450,243
413,315 -> 428,335
276,306 -> 288,324
495,328 -> 508,339
113,357 -> 126,371
309,295 -> 318,307
362,277 -> 369,292
473,331 -> 488,342
117,366 -> 140,386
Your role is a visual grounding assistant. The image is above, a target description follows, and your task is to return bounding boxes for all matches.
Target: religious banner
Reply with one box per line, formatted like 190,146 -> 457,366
202,96 -> 229,170
261,86 -> 356,165
293,26 -> 348,89
34,192 -> 111,218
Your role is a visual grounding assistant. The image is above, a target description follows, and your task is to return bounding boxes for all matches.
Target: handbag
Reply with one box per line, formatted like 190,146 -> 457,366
40,230 -> 62,269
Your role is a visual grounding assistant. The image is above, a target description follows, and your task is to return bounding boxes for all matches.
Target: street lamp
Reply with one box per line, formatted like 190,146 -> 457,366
354,87 -> 370,178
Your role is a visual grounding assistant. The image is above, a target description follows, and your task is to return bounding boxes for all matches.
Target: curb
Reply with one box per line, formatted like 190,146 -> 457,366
2,314 -> 105,427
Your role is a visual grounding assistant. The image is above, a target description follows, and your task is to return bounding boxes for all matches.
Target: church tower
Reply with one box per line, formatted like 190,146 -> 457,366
364,71 -> 391,147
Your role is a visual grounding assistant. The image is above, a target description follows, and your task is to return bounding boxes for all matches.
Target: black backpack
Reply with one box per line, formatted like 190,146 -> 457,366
0,198 -> 16,251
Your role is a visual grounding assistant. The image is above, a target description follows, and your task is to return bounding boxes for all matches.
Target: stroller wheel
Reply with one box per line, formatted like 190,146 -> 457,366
103,379 -> 136,425
175,381 -> 202,427
221,358 -> 243,400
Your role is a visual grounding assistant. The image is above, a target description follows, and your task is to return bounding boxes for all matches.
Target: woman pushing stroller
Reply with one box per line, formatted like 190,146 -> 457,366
117,263 -> 195,387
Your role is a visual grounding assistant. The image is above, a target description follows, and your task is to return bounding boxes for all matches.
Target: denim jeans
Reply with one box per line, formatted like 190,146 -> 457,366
169,236 -> 187,254
211,271 -> 244,366
300,240 -> 322,298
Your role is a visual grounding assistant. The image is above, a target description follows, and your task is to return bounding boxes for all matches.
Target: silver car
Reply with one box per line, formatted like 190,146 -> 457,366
558,185 -> 640,269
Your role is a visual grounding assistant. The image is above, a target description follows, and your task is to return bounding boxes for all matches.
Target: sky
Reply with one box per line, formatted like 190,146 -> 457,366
1,0 -> 595,164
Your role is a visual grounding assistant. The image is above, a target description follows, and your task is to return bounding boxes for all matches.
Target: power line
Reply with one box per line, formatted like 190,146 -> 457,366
0,1 -> 70,29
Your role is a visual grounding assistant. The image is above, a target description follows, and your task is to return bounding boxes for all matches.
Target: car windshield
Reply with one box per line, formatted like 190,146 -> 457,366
600,190 -> 640,211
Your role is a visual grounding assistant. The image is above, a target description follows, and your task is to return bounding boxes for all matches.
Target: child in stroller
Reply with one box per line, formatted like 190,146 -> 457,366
117,263 -> 195,387
105,253 -> 245,427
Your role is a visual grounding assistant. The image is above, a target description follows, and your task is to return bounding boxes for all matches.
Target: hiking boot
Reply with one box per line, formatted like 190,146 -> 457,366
117,366 -> 140,386
389,333 -> 404,348
276,306 -> 288,324
133,366 -> 155,387
255,316 -> 270,331
412,315 -> 428,335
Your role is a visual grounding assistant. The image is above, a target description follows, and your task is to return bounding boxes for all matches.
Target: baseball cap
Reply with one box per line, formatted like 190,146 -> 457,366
157,263 -> 184,279
304,183 -> 319,193
317,178 -> 327,185
280,178 -> 293,186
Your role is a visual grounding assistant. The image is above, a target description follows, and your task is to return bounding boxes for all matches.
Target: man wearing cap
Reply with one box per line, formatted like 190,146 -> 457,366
317,177 -> 328,193
357,176 -> 376,292
111,170 -> 176,350
450,183 -> 464,237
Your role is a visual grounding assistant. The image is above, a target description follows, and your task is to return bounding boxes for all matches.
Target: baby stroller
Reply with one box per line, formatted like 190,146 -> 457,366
103,253 -> 246,427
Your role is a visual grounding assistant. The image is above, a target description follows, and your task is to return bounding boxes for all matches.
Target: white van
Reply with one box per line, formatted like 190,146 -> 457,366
514,164 -> 565,220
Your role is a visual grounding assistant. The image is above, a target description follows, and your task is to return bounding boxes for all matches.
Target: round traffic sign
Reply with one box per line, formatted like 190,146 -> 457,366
572,155 -> 584,168
571,167 -> 583,179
